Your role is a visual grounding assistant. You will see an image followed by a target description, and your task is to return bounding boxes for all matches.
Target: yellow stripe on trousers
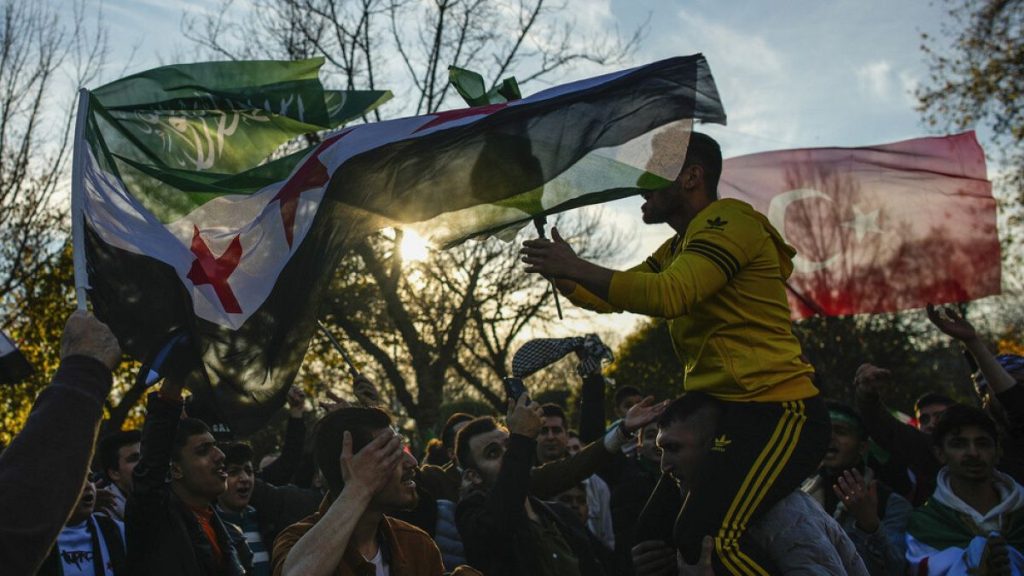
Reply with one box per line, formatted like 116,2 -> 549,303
713,403 -> 796,576
713,401 -> 806,575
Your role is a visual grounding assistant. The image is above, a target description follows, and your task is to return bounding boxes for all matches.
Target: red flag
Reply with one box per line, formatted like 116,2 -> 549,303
719,132 -> 999,319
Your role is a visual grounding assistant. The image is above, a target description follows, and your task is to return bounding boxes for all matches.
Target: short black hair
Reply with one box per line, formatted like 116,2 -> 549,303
98,430 -> 141,478
914,392 -> 956,414
614,386 -> 643,406
682,132 -> 722,199
826,401 -> 867,440
441,412 -> 474,451
455,416 -> 500,472
172,419 -> 213,463
932,404 -> 999,448
313,407 -> 392,496
657,392 -> 720,430
221,442 -> 254,468
540,403 -> 567,428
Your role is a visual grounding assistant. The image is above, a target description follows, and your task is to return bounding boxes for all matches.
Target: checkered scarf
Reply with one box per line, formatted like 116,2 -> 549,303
511,334 -> 614,378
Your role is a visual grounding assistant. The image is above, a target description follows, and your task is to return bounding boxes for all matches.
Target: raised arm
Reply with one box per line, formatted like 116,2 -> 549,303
0,311 -> 120,575
275,430 -> 404,576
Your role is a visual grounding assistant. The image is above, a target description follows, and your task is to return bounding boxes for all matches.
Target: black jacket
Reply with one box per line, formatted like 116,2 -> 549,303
455,433 -> 608,576
126,392 -> 248,576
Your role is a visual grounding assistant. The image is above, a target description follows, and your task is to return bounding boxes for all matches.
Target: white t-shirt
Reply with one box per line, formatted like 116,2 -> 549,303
56,516 -> 124,576
368,548 -> 391,576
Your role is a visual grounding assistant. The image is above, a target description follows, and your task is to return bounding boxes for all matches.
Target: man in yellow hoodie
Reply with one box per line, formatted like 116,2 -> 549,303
521,132 -> 828,575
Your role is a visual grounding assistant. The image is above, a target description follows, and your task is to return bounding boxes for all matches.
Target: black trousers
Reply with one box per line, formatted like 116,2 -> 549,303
675,396 -> 829,575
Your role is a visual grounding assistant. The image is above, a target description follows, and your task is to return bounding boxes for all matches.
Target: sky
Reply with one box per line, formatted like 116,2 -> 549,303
94,0 -> 966,342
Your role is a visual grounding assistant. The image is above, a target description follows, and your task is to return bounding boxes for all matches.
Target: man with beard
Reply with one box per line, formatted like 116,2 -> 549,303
127,377 -> 249,576
633,393 -> 868,576
38,475 -> 127,575
800,402 -> 911,575
521,131 -> 828,574
906,405 -> 1024,574
456,394 -> 666,576
272,406 -> 444,576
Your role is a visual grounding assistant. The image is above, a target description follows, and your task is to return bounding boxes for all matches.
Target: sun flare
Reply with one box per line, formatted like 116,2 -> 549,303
399,229 -> 431,262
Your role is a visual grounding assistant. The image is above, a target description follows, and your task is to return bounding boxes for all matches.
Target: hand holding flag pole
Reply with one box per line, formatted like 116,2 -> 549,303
533,216 -> 564,320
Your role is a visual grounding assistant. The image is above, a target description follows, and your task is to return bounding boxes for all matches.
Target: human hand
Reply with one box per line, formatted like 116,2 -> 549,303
506,393 -> 543,439
287,386 -> 307,417
631,540 -> 677,576
521,226 -> 581,279
340,429 -> 404,496
319,388 -> 351,412
624,396 -> 670,434
353,373 -> 381,407
677,536 -> 716,576
60,310 -> 122,371
93,486 -> 118,517
981,533 -> 1011,576
833,469 -> 880,533
854,363 -> 890,406
927,304 -> 979,344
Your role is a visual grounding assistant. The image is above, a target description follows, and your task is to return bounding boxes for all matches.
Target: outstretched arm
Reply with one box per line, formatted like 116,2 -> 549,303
0,311 -> 120,575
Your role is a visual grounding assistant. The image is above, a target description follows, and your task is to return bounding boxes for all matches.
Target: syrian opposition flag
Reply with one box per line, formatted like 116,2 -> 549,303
718,132 -> 999,319
76,55 -> 726,433
0,329 -> 32,384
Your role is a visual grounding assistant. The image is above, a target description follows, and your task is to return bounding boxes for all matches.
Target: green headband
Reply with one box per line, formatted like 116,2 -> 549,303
829,410 -> 865,437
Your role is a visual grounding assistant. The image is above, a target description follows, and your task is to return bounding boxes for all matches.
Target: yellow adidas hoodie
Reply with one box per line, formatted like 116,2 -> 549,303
567,198 -> 817,402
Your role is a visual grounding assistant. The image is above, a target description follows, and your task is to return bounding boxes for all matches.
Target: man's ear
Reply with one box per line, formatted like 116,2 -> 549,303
108,468 -> 121,483
933,445 -> 946,466
681,164 -> 704,189
169,461 -> 184,481
461,467 -> 482,489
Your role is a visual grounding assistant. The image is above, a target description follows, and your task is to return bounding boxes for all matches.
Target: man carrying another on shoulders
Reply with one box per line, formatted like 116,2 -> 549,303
521,131 -> 828,574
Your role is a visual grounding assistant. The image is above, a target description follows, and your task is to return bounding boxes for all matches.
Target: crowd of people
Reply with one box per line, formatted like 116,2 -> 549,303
3,132 -> 1024,575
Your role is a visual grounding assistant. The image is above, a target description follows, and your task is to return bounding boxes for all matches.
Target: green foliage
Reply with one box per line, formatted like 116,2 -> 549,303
919,0 -> 1024,246
793,311 -> 974,413
1,243 -> 144,446
606,318 -> 685,403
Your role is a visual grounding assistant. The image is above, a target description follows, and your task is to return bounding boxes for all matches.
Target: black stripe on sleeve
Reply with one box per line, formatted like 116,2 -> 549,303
687,239 -> 740,276
645,257 -> 662,272
684,244 -> 734,280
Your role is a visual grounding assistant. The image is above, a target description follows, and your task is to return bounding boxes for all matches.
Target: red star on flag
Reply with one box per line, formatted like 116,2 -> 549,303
413,102 -> 508,134
272,131 -> 349,247
186,226 -> 244,314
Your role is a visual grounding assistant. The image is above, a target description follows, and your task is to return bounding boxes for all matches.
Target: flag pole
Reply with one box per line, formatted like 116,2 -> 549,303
71,88 -> 91,310
533,216 -> 564,320
316,319 -> 360,377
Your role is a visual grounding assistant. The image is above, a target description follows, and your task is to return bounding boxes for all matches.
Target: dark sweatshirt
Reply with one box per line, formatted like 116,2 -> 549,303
0,356 -> 113,575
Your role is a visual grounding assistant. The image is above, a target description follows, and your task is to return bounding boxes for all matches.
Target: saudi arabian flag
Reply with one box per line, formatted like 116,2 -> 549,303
76,55 -> 725,434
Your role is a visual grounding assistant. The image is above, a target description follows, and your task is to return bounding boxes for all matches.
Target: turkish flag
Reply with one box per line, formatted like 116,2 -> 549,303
719,132 -> 999,319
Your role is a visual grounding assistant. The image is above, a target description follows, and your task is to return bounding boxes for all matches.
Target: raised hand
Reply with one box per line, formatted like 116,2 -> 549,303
353,373 -> 381,407
287,386 -> 308,417
833,468 -> 880,533
506,393 -> 543,439
927,304 -> 978,343
854,363 -> 890,405
60,310 -> 122,371
339,429 -> 403,496
624,396 -> 671,434
521,226 -> 581,279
